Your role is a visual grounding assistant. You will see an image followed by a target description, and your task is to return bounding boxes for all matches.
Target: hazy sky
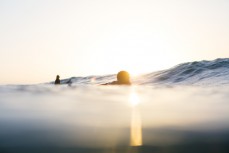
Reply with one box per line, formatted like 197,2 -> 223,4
0,0 -> 229,84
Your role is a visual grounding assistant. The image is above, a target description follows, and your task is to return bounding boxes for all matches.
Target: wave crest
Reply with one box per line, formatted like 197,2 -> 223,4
141,58 -> 229,86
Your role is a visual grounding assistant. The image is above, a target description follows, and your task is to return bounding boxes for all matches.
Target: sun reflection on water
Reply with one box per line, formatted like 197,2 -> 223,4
129,92 -> 140,107
129,88 -> 142,146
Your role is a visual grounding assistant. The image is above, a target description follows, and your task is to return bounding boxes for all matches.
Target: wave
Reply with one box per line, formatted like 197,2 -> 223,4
54,58 -> 229,86
138,58 -> 229,86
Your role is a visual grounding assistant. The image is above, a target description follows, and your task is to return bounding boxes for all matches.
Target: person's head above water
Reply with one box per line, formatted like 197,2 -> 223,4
55,75 -> 60,85
101,70 -> 131,85
117,71 -> 130,84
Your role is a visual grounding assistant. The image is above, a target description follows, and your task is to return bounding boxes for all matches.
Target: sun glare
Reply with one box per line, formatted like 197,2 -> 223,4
129,92 -> 140,106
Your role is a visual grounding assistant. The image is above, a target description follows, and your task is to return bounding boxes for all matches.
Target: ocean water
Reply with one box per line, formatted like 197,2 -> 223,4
57,58 -> 229,86
0,58 -> 229,153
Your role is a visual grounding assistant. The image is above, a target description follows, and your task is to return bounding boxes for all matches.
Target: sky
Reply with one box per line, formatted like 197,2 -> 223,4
0,0 -> 229,84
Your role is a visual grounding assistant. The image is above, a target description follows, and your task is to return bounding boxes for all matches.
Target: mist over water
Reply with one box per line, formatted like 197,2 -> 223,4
1,58 -> 229,153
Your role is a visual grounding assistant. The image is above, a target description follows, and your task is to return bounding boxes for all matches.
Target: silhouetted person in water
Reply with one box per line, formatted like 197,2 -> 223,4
55,75 -> 60,85
102,71 -> 131,85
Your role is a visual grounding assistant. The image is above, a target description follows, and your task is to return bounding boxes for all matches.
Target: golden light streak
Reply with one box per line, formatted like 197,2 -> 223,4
129,90 -> 142,146
130,107 -> 142,146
